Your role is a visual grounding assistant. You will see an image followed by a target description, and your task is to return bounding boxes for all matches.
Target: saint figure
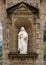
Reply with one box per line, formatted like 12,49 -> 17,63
18,27 -> 28,54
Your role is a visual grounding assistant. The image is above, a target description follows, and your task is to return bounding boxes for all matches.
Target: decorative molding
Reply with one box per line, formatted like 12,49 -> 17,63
8,52 -> 38,59
7,2 -> 39,15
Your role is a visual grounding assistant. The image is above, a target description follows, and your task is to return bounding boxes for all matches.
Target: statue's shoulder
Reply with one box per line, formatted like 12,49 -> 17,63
18,31 -> 22,35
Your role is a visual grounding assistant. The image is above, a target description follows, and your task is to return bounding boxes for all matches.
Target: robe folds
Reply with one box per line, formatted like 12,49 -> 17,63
18,27 -> 28,54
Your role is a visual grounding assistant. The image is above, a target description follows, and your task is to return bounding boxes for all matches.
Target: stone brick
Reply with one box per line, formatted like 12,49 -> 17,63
0,0 -> 45,65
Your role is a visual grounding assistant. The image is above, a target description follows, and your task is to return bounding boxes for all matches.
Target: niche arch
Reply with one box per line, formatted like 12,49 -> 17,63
14,18 -> 34,53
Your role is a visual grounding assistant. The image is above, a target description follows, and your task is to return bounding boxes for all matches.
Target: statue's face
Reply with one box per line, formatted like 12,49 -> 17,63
21,27 -> 25,31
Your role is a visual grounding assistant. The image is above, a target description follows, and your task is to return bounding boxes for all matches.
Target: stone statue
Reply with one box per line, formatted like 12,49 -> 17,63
18,27 -> 28,54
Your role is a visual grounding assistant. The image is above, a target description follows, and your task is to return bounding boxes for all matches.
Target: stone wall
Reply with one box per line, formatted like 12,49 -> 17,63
6,0 -> 40,8
0,0 -> 46,65
0,61 -> 46,65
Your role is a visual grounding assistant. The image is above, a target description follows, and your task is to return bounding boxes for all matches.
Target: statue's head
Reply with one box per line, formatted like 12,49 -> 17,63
20,27 -> 25,31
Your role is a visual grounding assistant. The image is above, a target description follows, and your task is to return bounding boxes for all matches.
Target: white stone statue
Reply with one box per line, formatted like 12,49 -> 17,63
18,27 -> 28,54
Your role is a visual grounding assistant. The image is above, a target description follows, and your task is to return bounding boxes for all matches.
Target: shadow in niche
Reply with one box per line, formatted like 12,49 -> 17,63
14,18 -> 33,53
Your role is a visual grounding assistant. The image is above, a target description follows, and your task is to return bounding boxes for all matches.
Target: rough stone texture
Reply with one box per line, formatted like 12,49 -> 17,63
6,0 -> 40,8
0,0 -> 46,65
0,61 -> 46,65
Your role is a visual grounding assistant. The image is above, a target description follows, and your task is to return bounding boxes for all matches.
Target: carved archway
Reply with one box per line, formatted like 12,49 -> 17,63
14,18 -> 33,53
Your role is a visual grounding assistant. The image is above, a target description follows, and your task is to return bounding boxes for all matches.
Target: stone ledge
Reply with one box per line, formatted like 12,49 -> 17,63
8,52 -> 38,59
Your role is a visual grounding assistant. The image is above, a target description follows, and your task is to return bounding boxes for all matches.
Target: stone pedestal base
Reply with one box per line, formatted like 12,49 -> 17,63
8,52 -> 38,65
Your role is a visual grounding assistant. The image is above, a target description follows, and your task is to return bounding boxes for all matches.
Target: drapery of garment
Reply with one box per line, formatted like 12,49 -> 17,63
18,28 -> 28,54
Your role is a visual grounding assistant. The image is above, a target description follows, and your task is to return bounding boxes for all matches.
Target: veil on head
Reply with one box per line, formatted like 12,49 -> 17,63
20,27 -> 26,31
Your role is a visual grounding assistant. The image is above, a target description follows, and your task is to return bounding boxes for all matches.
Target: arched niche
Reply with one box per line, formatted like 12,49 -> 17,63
14,18 -> 33,53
